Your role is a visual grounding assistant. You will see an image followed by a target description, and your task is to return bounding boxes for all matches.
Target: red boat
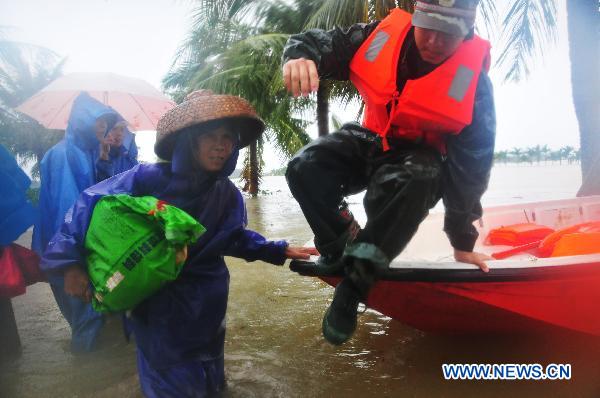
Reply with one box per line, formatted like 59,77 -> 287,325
291,196 -> 600,336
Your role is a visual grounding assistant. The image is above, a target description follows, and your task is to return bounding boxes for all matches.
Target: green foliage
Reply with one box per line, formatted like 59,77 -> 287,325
0,29 -> 65,178
26,187 -> 40,205
163,0 -> 318,194
265,166 -> 287,176
165,0 -> 560,194
495,145 -> 580,165
0,117 -> 63,178
494,0 -> 558,82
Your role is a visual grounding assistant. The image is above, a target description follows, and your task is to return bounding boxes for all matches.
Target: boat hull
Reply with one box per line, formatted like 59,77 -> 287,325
292,196 -> 600,337
321,259 -> 600,336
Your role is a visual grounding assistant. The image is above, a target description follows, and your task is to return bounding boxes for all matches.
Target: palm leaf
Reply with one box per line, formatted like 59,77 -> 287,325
476,0 -> 498,40
495,0 -> 558,82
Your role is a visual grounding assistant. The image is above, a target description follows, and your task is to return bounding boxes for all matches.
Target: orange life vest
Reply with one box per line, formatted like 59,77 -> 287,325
349,8 -> 491,152
485,223 -> 555,247
538,222 -> 600,258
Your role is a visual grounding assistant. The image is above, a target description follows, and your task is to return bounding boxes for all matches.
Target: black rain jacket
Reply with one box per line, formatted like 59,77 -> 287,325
283,22 -> 496,251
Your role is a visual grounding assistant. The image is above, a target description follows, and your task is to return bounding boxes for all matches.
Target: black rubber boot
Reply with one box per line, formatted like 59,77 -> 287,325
321,278 -> 362,345
321,257 -> 378,345
314,253 -> 345,274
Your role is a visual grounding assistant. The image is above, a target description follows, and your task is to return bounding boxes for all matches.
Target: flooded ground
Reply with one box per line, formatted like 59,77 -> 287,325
2,163 -> 599,397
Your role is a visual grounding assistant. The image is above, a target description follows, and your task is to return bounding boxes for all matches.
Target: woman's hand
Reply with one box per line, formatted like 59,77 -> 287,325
454,249 -> 492,273
175,245 -> 188,265
99,137 -> 111,161
99,132 -> 117,161
64,265 -> 92,302
284,246 -> 319,260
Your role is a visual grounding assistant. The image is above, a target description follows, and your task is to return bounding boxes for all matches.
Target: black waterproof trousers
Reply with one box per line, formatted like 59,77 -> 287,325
286,123 -> 443,266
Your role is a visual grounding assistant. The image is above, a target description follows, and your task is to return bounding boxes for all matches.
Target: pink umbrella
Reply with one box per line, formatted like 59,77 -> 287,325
16,72 -> 175,131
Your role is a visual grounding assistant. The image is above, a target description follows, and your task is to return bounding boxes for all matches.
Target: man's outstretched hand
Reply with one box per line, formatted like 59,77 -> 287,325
282,58 -> 319,97
454,249 -> 492,273
285,246 -> 319,260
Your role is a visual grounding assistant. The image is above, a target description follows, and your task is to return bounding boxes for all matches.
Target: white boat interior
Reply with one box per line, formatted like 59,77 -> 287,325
307,195 -> 600,271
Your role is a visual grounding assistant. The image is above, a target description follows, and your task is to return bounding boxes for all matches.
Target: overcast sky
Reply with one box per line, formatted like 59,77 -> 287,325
1,0 -> 581,169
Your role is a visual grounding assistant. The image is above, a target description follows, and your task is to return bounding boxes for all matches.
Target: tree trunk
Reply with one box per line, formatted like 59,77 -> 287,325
316,82 -> 330,136
567,0 -> 600,196
249,141 -> 259,197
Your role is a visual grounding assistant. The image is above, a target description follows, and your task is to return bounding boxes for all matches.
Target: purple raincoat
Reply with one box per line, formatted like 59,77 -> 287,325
42,128 -> 287,397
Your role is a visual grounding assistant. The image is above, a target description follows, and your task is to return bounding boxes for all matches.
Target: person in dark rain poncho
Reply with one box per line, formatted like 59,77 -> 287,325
41,90 -> 315,397
33,92 -> 138,352
282,0 -> 495,345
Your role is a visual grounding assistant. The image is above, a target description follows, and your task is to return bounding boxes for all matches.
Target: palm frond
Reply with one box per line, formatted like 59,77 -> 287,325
331,112 -> 344,130
495,0 -> 558,82
261,0 -> 322,33
329,81 -> 360,108
371,0 -> 401,20
0,32 -> 65,176
395,1 -> 415,13
476,0 -> 499,40
305,0 -> 370,29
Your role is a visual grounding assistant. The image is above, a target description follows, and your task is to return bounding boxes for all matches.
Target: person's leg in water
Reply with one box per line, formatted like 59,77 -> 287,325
136,348 -> 226,398
286,126 -> 373,271
322,147 -> 443,345
48,275 -> 105,352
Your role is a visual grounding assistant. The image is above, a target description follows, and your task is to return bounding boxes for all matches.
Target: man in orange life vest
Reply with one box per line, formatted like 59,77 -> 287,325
283,0 -> 495,345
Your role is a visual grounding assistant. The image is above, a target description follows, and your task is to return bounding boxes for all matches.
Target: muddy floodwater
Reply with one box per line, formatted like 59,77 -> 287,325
2,164 -> 599,397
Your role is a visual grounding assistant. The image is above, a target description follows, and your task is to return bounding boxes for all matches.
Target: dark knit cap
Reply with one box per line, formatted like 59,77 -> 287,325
412,0 -> 480,36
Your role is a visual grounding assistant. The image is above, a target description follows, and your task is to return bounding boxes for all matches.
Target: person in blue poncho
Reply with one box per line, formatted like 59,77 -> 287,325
0,144 -> 37,247
0,144 -> 38,356
96,119 -> 139,182
32,93 -> 138,255
33,92 -> 138,352
41,90 -> 316,397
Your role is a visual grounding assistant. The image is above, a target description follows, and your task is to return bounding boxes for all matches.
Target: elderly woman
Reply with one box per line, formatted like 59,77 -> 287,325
41,90 -> 314,397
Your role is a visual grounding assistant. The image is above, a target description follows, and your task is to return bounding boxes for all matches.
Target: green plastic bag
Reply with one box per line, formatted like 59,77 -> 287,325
85,195 -> 205,312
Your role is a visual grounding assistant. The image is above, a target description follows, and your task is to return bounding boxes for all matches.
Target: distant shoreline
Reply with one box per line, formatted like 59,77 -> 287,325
262,161 -> 581,177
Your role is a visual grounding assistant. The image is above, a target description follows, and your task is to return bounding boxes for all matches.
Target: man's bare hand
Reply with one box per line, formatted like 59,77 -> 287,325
64,265 -> 92,302
454,249 -> 492,273
285,246 -> 319,260
282,58 -> 319,97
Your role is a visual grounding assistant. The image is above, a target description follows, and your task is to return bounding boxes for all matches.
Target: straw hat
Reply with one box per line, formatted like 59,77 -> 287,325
155,90 -> 264,160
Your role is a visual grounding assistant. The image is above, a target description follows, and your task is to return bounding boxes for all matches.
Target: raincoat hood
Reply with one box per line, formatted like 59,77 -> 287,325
66,93 -> 119,150
32,94 -> 137,255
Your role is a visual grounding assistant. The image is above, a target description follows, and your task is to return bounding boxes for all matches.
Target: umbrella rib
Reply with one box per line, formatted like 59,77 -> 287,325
46,91 -> 80,129
128,93 -> 156,129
